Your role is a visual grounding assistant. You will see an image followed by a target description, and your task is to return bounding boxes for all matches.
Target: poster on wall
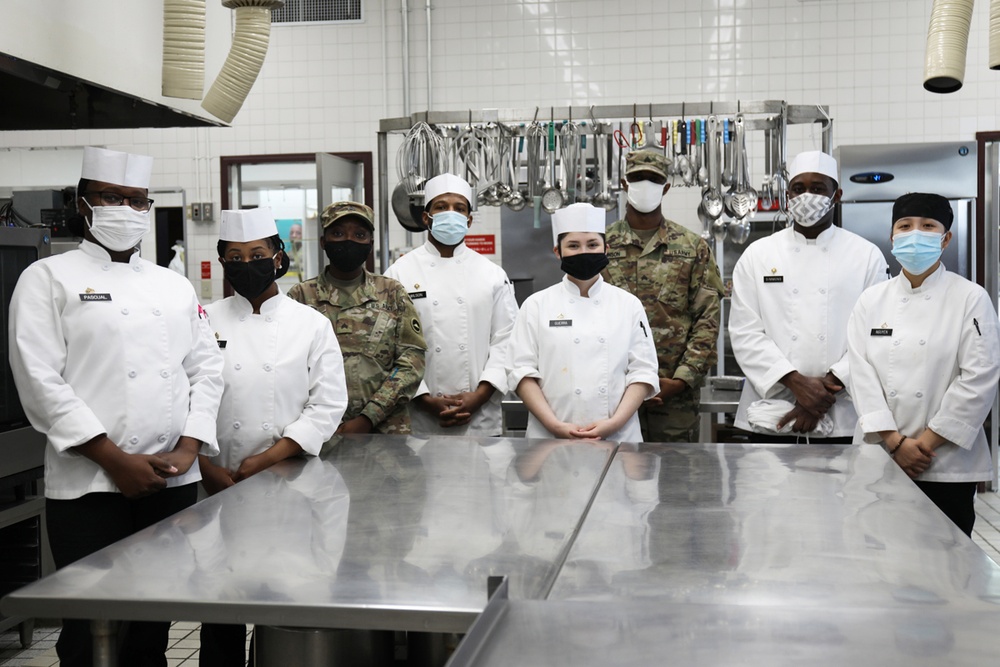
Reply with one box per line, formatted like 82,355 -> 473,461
276,218 -> 305,280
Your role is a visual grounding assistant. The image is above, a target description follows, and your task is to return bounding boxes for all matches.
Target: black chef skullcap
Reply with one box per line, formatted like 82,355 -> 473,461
892,193 -> 953,230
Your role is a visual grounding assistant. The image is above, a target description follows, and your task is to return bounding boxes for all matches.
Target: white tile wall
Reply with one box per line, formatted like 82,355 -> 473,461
2,0 -> 1000,299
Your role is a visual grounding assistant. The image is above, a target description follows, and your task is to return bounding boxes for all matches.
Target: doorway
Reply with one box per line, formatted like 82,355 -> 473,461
220,152 -> 372,293
155,206 -> 185,269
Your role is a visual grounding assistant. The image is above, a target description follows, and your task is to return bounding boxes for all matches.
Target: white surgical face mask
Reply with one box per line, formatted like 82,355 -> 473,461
85,202 -> 151,252
626,180 -> 665,213
787,192 -> 833,228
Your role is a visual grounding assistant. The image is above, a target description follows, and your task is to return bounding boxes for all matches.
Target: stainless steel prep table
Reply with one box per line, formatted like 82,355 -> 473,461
549,442 -> 1000,603
449,442 -> 1000,665
0,435 -> 614,647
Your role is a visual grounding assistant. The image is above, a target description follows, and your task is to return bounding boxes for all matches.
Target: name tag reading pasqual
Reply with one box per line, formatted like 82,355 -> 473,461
549,319 -> 572,327
871,328 -> 893,336
763,276 -> 784,283
79,293 -> 112,301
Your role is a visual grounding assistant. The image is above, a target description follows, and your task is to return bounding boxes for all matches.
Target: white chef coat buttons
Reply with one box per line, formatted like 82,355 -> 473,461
794,248 -> 801,253
233,421 -> 241,429
430,262 -> 436,267
793,289 -> 799,294
919,339 -> 926,345
121,308 -> 129,315
160,370 -> 170,378
819,288 -> 827,294
157,434 -> 167,443
924,295 -> 931,300
819,334 -> 826,341
132,265 -> 142,272
575,388 -> 582,395
599,387 -> 606,394
262,423 -> 271,431
265,316 -> 273,322
599,337 -> 606,343
595,299 -> 601,305
153,309 -> 161,316
433,300 -> 439,306
234,363 -> 242,370
457,297 -> 464,304
239,315 -> 247,322
459,344 -> 467,351
435,346 -> 442,352
916,391 -> 924,398
102,264 -> 111,271
889,390 -> 897,397
791,334 -> 798,341
902,297 -> 909,303
263,363 -> 273,372
893,340 -> 900,346
128,370 -> 137,378
129,436 -> 139,445
574,337 -> 580,343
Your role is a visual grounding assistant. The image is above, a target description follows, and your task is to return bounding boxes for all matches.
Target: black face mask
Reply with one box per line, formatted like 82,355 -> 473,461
560,252 -> 609,280
224,257 -> 276,299
325,240 -> 372,272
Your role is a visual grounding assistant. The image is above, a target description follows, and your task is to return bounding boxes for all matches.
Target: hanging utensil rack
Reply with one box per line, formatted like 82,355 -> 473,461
376,101 -> 831,269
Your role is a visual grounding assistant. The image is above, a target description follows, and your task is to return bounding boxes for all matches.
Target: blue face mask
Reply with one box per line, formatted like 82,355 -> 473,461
891,230 -> 944,275
429,210 -> 469,246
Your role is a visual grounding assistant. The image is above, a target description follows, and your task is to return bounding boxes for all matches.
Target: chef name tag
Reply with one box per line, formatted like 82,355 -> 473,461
408,291 -> 427,300
217,340 -> 227,349
79,293 -> 112,301
549,319 -> 572,327
763,276 -> 784,283
871,328 -> 893,336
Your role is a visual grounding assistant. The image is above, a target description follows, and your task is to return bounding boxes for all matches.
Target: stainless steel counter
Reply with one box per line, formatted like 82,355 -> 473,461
549,443 -> 1000,604
0,435 -> 614,633
449,443 -> 1000,666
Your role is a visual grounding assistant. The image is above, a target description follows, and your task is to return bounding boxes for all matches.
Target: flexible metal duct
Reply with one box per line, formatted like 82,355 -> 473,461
991,0 -> 1000,69
162,0 -> 206,99
201,0 -> 283,123
923,0 -> 975,93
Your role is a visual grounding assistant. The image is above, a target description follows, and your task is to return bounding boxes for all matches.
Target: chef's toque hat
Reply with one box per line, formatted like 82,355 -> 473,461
423,173 -> 473,208
81,147 -> 154,189
788,150 -> 839,186
219,207 -> 278,242
551,203 -> 606,246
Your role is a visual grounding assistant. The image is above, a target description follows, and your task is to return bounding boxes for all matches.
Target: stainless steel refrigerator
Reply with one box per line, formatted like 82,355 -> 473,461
836,142 -> 977,281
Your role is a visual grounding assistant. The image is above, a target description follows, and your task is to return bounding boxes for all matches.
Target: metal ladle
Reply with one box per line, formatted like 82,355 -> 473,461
701,116 -> 723,220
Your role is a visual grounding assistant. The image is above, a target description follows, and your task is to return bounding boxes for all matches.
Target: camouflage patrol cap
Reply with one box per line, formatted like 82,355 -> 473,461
321,201 -> 375,231
625,149 -> 671,180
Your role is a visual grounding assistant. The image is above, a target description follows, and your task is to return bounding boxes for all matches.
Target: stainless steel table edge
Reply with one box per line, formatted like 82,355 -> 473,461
0,593 -> 483,634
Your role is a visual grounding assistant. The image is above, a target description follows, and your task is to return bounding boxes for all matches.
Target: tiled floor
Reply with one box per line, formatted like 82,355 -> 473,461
5,493 -> 1000,666
0,621 -> 251,666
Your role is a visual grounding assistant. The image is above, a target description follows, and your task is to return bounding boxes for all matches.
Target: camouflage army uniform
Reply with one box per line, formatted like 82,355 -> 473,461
603,218 -> 723,442
287,269 -> 426,434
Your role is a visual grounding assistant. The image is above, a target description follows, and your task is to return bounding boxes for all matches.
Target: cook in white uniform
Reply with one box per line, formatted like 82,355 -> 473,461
506,203 -> 659,442
730,150 -> 887,442
385,173 -> 518,436
847,192 -> 1000,536
198,207 -> 347,666
8,147 -> 224,666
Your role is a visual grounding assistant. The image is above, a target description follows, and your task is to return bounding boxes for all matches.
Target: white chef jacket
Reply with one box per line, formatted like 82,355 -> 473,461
385,240 -> 518,436
729,225 -> 888,437
203,292 -> 348,471
506,276 -> 659,442
8,241 -> 224,499
847,264 -> 1000,482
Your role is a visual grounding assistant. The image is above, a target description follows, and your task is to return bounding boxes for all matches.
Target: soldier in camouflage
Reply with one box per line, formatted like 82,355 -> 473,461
287,201 -> 426,435
602,149 -> 724,442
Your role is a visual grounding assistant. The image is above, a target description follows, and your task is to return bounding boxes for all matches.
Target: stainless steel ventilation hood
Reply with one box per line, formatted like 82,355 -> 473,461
0,52 -> 222,130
